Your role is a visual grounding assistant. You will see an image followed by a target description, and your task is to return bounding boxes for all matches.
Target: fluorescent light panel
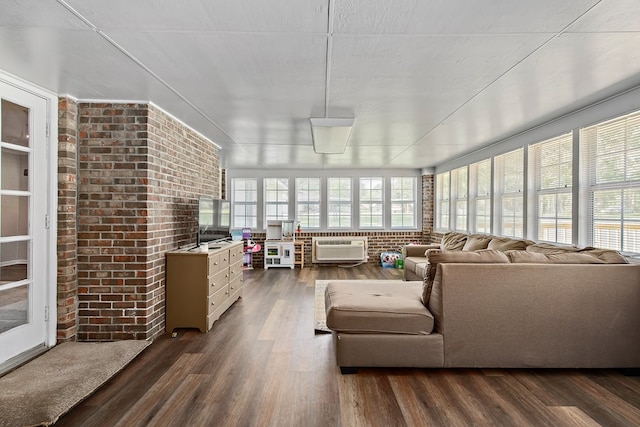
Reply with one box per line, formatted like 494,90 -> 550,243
310,118 -> 354,154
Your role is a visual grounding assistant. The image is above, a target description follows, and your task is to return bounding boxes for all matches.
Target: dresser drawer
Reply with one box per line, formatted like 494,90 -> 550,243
207,287 -> 228,316
229,274 -> 243,297
229,261 -> 243,283
229,245 -> 243,264
208,269 -> 228,296
208,252 -> 223,275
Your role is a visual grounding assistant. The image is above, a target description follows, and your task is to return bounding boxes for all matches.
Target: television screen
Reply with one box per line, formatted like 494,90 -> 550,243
198,197 -> 231,244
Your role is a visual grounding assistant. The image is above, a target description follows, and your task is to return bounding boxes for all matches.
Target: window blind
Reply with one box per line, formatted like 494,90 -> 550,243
580,111 -> 640,252
529,132 -> 573,244
496,148 -> 524,238
453,166 -> 468,231
436,171 -> 450,230
468,159 -> 492,233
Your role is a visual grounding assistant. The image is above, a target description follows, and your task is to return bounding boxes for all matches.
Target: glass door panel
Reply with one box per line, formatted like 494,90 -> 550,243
0,85 -> 48,367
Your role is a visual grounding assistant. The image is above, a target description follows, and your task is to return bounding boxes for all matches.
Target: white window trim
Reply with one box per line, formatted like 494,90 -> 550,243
390,176 -> 417,229
359,177 -> 384,229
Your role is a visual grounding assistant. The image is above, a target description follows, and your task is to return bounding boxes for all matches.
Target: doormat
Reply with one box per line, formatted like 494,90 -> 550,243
0,340 -> 150,427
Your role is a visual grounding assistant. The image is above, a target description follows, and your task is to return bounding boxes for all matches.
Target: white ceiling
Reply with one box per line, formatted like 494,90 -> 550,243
1,0 -> 640,170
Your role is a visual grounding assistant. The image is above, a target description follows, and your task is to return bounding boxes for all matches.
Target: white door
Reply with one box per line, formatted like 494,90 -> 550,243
0,81 -> 49,365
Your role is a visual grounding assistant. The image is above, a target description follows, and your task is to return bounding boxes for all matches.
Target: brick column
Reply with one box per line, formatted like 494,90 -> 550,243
75,102 -> 221,341
57,97 -> 78,341
422,174 -> 434,242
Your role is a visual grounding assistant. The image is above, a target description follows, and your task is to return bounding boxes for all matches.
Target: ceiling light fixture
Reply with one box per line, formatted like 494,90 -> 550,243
310,118 -> 355,154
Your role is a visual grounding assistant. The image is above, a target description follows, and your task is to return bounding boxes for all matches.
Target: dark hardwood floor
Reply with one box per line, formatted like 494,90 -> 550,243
57,265 -> 640,427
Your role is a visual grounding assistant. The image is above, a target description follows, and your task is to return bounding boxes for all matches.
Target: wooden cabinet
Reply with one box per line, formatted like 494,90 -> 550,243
166,241 -> 244,333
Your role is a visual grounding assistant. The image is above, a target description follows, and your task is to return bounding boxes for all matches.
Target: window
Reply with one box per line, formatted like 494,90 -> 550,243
452,166 -> 468,231
264,178 -> 289,222
359,177 -> 383,228
470,159 -> 491,233
530,132 -> 573,244
581,111 -> 640,253
436,172 -> 450,229
327,177 -> 352,228
495,148 -> 524,238
296,178 -> 320,229
231,178 -> 258,228
390,177 -> 416,228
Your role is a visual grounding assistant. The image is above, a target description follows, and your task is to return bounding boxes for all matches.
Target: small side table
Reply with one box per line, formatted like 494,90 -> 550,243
294,240 -> 304,269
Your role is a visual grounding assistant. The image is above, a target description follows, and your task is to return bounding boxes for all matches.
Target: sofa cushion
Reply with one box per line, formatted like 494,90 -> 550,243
440,231 -> 468,251
525,242 -> 582,254
422,249 -> 510,304
462,233 -> 492,251
505,250 -> 606,264
579,248 -> 629,264
404,256 -> 427,276
487,236 -> 534,251
526,243 -> 628,263
325,281 -> 434,335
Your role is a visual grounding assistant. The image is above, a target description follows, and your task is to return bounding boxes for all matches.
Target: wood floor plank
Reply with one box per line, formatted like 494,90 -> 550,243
388,373 -> 450,426
57,265 -> 640,427
547,406 -> 602,427
112,353 -> 204,427
338,372 -> 406,427
256,298 -> 288,341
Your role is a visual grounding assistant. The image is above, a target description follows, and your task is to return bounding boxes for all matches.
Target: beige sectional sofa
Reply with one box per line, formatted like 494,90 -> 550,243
324,233 -> 640,372
402,231 -> 626,281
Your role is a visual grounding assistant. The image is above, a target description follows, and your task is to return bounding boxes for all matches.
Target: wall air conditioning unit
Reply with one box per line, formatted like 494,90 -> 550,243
311,237 -> 368,263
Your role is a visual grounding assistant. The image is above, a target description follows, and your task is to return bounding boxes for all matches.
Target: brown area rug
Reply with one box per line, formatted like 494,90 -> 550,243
0,340 -> 150,427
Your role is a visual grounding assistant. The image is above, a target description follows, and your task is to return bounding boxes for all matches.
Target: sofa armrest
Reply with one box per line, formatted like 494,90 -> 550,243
403,244 -> 440,257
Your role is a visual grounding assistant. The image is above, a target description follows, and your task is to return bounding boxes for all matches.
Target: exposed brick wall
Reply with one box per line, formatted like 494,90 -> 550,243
145,104 -> 220,338
57,97 -> 78,342
75,102 -> 220,341
247,231 -> 423,268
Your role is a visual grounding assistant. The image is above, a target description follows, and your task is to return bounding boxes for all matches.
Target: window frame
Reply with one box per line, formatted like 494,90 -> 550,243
327,177 -> 352,229
295,177 -> 321,230
231,178 -> 258,229
359,177 -> 384,229
580,111 -> 640,253
390,176 -> 417,229
529,132 -> 573,245
452,166 -> 468,232
469,159 -> 492,234
263,177 -> 290,223
494,148 -> 525,238
436,171 -> 451,231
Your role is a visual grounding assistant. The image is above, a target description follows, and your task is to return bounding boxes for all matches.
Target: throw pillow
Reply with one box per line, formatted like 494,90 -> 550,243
440,231 -> 468,250
462,233 -> 492,251
487,236 -> 534,251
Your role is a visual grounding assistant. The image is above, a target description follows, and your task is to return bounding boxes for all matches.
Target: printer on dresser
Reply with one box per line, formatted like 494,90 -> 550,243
165,241 -> 244,333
